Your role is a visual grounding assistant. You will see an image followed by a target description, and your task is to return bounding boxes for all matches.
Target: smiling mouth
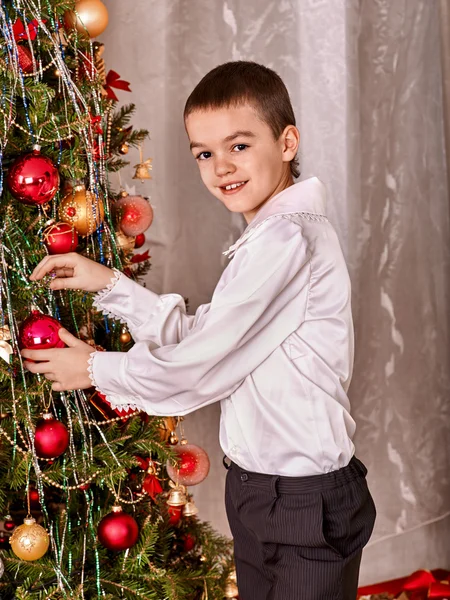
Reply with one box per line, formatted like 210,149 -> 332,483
220,181 -> 248,194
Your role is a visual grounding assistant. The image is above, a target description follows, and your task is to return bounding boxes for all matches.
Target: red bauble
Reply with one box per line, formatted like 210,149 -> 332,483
183,533 -> 196,552
134,233 -> 145,249
0,533 -> 9,549
97,506 -> 139,551
168,506 -> 182,526
17,46 -> 34,73
4,517 -> 15,531
34,413 -> 69,458
18,311 -> 65,351
29,488 -> 40,505
7,149 -> 60,206
115,196 -> 153,237
43,222 -> 78,254
166,443 -> 210,486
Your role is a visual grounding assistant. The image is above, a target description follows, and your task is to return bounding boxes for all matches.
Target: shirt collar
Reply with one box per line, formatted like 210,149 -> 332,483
223,177 -> 327,258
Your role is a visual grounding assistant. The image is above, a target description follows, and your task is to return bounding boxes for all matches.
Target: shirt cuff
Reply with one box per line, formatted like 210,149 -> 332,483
92,270 -> 161,329
88,350 -> 145,414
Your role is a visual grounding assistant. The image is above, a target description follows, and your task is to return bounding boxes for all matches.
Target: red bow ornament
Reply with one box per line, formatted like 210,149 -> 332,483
103,70 -> 131,102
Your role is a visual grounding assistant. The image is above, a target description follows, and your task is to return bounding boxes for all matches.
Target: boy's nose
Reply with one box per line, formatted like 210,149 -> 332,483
214,159 -> 236,177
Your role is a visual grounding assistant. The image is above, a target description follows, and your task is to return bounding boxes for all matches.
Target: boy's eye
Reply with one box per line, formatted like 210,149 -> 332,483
233,144 -> 248,152
196,151 -> 211,160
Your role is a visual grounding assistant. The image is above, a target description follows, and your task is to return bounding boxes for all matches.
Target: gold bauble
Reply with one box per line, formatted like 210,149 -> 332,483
59,186 -> 104,237
10,517 -> 49,561
168,431 -> 179,445
120,330 -> 131,344
119,142 -> 129,155
158,417 -> 178,442
64,0 -> 109,39
115,230 -> 135,253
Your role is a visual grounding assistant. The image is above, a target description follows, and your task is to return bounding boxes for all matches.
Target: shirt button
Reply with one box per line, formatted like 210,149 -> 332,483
240,473 -> 248,482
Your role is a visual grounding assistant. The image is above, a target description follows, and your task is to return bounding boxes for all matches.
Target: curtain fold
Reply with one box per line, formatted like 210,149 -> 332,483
102,0 -> 450,583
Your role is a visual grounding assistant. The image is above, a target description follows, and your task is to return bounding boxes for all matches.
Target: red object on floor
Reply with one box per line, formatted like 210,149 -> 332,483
357,569 -> 450,599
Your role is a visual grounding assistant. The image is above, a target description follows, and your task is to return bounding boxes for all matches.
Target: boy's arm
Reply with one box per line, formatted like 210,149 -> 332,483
93,272 -> 210,345
90,218 -> 312,416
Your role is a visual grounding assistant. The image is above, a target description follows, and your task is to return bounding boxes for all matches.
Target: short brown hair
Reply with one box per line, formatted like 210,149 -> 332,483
184,61 -> 300,178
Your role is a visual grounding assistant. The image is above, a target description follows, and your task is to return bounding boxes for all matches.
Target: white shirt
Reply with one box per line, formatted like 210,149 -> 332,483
90,177 -> 356,476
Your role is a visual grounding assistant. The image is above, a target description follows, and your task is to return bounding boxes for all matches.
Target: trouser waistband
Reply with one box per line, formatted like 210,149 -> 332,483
224,456 -> 367,494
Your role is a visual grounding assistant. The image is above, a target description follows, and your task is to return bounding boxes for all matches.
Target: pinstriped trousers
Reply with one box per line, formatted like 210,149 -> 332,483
224,456 -> 376,600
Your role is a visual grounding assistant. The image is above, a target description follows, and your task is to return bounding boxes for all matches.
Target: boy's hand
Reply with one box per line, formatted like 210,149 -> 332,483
21,329 -> 94,392
30,253 -> 115,293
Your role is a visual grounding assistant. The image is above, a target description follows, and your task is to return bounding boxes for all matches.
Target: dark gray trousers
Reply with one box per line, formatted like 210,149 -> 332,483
224,456 -> 376,600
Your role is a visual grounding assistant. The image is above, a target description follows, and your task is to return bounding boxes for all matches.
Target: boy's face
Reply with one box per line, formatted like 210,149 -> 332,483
185,104 -> 298,223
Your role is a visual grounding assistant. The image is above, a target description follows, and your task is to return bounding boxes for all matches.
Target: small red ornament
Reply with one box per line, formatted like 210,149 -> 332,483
17,46 -> 34,73
134,233 -> 145,249
34,413 -> 69,459
29,488 -> 40,505
142,473 -> 163,500
115,195 -> 153,237
43,222 -> 78,254
19,311 -> 65,352
0,533 -> 9,549
4,515 -> 15,531
168,506 -> 182,526
183,533 -> 196,552
97,506 -> 139,551
79,483 -> 90,491
7,147 -> 60,206
166,443 -> 210,486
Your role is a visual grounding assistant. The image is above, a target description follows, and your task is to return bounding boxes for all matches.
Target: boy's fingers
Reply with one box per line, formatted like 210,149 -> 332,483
21,349 -> 54,361
49,278 -> 72,291
23,360 -> 53,374
31,254 -> 77,280
57,329 -> 82,347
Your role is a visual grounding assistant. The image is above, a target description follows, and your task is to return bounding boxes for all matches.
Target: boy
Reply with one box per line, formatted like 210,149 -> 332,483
23,61 -> 376,600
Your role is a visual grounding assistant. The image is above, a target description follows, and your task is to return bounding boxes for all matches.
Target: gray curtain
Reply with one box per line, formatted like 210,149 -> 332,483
103,0 -> 450,584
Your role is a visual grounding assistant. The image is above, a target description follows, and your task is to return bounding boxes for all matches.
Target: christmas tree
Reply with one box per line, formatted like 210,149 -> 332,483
0,1 -> 234,598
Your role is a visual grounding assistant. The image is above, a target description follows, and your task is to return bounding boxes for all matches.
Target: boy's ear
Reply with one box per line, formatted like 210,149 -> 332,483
281,125 -> 300,162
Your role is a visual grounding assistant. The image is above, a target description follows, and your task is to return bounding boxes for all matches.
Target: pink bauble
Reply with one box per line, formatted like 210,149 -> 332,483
115,196 -> 153,237
34,414 -> 69,458
18,311 -> 65,351
7,149 -> 60,205
166,443 -> 210,486
98,507 -> 139,551
43,222 -> 79,254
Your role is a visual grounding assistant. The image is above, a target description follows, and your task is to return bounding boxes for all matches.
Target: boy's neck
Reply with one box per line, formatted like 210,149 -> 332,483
243,176 -> 295,224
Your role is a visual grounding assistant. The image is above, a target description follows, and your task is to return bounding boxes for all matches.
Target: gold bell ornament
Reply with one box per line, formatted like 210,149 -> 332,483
59,185 -> 105,237
10,516 -> 49,561
132,146 -> 152,182
224,569 -> 239,599
132,159 -> 152,182
167,481 -> 187,507
182,497 -> 199,517
115,229 -> 135,254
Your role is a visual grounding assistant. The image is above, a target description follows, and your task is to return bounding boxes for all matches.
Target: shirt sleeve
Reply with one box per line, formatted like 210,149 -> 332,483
92,270 -> 211,345
90,217 -> 312,416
